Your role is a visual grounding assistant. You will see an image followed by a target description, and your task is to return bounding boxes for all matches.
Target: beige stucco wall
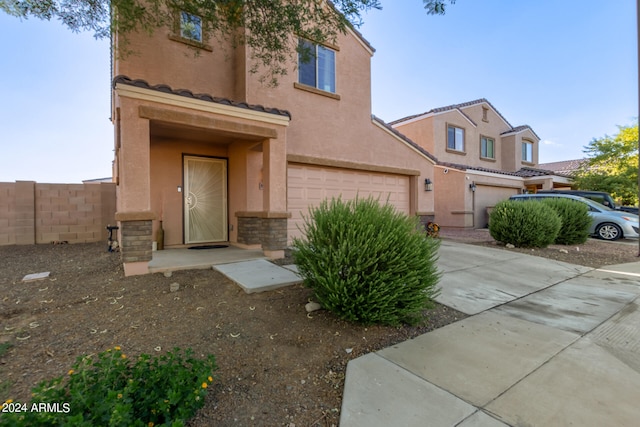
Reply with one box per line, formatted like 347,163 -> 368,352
113,18 -> 436,238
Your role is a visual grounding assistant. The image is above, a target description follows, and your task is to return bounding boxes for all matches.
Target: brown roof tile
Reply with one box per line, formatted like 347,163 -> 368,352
390,98 -> 540,141
113,75 -> 292,119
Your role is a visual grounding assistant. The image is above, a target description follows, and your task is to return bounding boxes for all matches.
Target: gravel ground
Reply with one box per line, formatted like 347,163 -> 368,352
1,230 -> 637,426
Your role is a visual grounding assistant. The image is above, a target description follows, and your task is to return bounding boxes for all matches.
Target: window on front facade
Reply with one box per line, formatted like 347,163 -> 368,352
522,141 -> 533,162
180,11 -> 203,42
447,125 -> 465,152
481,136 -> 495,159
298,39 -> 336,93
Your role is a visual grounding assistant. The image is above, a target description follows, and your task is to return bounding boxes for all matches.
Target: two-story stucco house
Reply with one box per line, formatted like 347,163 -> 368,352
111,10 -> 437,275
391,99 -> 572,229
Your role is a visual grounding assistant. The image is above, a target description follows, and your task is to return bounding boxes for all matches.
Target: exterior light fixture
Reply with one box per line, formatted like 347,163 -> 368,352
424,178 -> 433,192
469,182 -> 477,192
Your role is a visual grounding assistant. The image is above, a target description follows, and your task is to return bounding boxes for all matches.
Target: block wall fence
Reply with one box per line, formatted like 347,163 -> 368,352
0,181 -> 116,246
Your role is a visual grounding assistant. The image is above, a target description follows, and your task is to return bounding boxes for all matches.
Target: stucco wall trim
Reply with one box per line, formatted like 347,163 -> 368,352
115,83 -> 290,127
467,170 -> 528,182
139,105 -> 278,139
287,154 -> 420,177
236,211 -> 292,219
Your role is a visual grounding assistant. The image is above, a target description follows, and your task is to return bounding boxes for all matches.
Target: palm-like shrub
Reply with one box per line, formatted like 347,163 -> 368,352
292,197 -> 441,326
489,200 -> 561,248
541,198 -> 591,245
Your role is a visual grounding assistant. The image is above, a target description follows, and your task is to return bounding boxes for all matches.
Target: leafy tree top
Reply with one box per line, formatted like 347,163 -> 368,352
574,122 -> 639,206
0,0 -> 456,84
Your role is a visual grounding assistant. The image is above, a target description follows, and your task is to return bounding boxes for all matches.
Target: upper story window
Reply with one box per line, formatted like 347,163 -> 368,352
522,141 -> 534,163
298,39 -> 336,94
180,11 -> 203,42
447,125 -> 465,152
481,136 -> 495,159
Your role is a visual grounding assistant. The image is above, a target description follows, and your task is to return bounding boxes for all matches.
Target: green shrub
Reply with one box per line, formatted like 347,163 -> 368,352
489,200 -> 561,248
541,198 -> 591,245
1,347 -> 217,427
292,196 -> 441,326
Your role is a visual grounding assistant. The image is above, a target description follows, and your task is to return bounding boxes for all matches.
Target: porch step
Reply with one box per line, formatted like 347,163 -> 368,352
214,259 -> 302,293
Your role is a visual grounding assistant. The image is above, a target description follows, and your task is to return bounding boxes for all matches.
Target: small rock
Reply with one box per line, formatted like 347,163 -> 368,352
345,348 -> 353,354
169,283 -> 180,293
558,249 -> 569,254
505,243 -> 515,249
163,271 -> 172,278
305,302 -> 322,313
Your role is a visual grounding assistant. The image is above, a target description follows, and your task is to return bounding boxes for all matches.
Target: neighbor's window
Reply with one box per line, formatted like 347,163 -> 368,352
180,11 -> 203,42
447,125 -> 465,152
481,136 -> 495,159
298,39 -> 336,93
522,141 -> 533,162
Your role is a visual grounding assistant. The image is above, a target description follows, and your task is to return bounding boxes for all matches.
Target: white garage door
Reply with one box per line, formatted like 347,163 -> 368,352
287,164 -> 410,242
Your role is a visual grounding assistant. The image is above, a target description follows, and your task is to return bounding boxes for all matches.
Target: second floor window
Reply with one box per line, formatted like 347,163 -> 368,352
522,141 -> 533,162
481,136 -> 495,159
298,39 -> 336,93
180,12 -> 203,42
447,125 -> 465,152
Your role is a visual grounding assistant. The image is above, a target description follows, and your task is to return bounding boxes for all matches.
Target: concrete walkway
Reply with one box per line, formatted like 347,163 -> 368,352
340,241 -> 640,426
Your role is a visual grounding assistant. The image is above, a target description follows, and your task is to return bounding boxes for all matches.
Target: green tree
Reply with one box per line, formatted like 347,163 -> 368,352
0,0 -> 452,84
573,123 -> 639,206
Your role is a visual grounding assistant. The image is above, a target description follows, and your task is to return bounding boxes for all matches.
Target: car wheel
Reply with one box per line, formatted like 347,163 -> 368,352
596,223 -> 622,240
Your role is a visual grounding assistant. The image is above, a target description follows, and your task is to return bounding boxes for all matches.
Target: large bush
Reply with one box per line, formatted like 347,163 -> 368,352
292,196 -> 441,326
542,198 -> 591,245
489,200 -> 561,248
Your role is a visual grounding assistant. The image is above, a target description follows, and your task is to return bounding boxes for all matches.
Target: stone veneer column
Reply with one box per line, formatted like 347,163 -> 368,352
235,211 -> 290,258
115,211 -> 156,276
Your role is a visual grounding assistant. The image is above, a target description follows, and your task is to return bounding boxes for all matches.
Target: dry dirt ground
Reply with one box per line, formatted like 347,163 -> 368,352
1,230 -> 638,426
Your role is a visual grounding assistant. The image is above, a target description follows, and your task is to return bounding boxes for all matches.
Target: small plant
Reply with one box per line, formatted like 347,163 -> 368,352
489,200 -> 561,248
0,347 -> 217,427
541,198 -> 591,245
293,196 -> 441,326
425,221 -> 440,238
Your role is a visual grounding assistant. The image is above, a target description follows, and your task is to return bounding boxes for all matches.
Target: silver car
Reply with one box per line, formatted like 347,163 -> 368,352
509,193 -> 639,241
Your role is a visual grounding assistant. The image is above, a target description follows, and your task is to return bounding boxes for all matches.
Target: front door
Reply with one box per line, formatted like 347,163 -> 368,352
183,156 -> 228,244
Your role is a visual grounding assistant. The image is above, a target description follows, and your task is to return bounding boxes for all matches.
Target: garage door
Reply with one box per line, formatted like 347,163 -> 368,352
287,164 -> 410,241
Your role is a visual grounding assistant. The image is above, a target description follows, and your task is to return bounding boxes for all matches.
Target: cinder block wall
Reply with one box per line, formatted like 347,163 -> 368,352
0,181 -> 116,246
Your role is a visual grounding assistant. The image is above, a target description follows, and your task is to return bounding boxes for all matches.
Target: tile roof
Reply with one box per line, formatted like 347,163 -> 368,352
389,98 -> 541,141
537,159 -> 586,176
113,75 -> 292,119
389,98 -> 512,128
501,125 -> 541,141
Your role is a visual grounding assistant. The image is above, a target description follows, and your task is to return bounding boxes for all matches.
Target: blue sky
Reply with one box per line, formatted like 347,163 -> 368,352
0,0 -> 637,183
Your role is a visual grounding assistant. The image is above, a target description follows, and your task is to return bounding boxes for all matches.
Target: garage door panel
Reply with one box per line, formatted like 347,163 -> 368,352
288,164 -> 410,242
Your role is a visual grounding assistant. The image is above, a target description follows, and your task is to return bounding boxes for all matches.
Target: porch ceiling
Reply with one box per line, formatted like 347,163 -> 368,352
150,121 -> 267,145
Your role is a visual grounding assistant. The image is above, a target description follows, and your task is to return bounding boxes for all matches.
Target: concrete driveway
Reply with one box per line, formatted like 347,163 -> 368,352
340,241 -> 640,426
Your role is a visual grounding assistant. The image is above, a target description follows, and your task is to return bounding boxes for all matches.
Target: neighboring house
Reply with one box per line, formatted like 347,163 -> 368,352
537,159 -> 587,179
391,99 -> 572,228
111,10 -> 436,275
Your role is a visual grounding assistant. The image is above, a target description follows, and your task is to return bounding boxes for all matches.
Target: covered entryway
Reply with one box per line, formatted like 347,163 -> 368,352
287,163 -> 410,241
183,156 -> 228,244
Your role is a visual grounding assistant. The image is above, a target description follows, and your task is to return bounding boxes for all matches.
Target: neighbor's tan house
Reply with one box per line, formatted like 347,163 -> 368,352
391,99 -> 572,229
111,9 -> 438,275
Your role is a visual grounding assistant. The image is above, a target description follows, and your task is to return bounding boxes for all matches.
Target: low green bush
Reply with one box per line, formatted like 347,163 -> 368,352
1,347 -> 217,427
292,196 -> 441,326
489,200 -> 561,248
542,198 -> 591,245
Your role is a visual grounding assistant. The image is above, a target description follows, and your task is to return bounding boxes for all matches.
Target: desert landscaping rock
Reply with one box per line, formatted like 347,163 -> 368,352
169,282 -> 180,292
305,301 -> 322,312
